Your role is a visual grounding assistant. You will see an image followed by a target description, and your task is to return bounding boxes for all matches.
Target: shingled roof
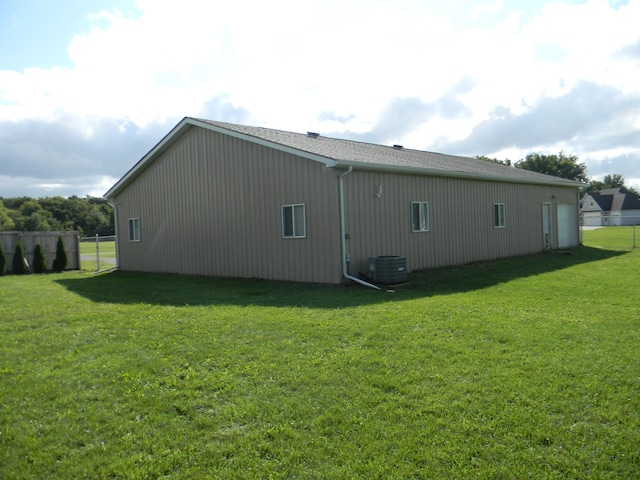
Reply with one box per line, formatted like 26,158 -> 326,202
106,117 -> 583,198
583,188 -> 640,212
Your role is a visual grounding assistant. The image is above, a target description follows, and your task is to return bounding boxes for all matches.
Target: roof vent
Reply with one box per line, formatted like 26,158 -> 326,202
393,144 -> 404,150
307,132 -> 320,138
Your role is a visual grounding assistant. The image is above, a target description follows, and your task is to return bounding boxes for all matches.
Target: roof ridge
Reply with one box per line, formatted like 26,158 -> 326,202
191,117 -> 450,155
177,118 -> 583,188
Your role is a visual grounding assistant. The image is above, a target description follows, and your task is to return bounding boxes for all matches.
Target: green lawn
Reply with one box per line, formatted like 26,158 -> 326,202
583,225 -> 640,250
1,228 -> 638,478
79,240 -> 116,272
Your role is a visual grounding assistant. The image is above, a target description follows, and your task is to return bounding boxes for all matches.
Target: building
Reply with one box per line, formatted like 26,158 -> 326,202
581,188 -> 640,226
105,118 -> 583,285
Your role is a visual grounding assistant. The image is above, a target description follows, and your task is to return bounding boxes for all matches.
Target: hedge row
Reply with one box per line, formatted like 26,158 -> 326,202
0,236 -> 67,275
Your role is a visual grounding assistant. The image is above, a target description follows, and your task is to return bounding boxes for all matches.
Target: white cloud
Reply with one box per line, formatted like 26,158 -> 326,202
468,0 -> 504,20
0,0 -> 639,196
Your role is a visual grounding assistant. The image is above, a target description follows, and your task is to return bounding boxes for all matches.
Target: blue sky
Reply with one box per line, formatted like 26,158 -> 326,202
1,0 -> 639,198
0,0 -> 140,70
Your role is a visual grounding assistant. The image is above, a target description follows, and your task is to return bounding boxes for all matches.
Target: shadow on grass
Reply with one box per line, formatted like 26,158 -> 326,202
56,246 -> 628,309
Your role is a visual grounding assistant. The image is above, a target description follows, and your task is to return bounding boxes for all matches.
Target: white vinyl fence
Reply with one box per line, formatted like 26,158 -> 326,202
79,235 -> 117,271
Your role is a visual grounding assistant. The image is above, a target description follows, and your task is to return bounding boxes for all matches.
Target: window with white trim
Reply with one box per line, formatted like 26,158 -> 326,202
493,203 -> 505,228
411,201 -> 430,232
282,204 -> 306,238
128,218 -> 141,242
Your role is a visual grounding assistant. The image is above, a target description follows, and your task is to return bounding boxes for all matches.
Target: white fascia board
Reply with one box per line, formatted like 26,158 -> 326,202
331,161 -> 584,189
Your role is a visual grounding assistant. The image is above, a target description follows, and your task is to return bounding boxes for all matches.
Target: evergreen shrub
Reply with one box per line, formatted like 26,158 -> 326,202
33,243 -> 47,273
12,243 -> 26,275
52,236 -> 67,272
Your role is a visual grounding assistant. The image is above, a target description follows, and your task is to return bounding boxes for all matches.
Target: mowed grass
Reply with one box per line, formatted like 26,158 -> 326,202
1,229 -> 639,478
79,240 -> 116,272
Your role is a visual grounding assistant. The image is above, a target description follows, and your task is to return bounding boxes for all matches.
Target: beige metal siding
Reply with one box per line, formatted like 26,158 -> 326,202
343,170 -> 580,275
112,123 -> 581,284
113,127 -> 342,283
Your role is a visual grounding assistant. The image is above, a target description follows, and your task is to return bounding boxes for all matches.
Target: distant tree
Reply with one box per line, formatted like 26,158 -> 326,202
23,212 -> 52,232
39,196 -> 73,227
0,200 -> 13,231
6,208 -> 23,231
587,179 -> 604,193
52,236 -> 68,272
476,155 -> 512,166
81,198 -> 114,236
601,174 -> 625,190
12,243 -> 27,274
1,197 -> 29,210
0,242 -> 5,275
83,204 -> 113,237
515,152 -> 588,182
0,195 -> 115,236
586,174 -> 639,194
20,200 -> 44,217
32,244 -> 47,273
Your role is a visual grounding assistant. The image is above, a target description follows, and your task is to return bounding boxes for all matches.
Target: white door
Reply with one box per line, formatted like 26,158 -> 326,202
542,203 -> 552,250
557,204 -> 577,248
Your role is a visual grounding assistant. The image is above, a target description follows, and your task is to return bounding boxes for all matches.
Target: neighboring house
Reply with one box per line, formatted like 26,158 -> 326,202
105,117 -> 584,285
580,188 -> 640,226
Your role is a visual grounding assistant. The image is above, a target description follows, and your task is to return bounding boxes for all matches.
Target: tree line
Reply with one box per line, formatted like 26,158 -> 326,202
0,196 -> 114,237
477,152 -> 637,194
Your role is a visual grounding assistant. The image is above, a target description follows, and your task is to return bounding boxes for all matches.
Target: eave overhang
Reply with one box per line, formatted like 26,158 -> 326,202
330,161 -> 584,189
105,117 -> 584,199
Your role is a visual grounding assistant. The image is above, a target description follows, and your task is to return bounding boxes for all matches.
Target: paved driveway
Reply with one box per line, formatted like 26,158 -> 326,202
80,255 -> 117,264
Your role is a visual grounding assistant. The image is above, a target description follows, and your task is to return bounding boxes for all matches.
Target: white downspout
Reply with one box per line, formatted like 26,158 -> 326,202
339,166 -> 382,290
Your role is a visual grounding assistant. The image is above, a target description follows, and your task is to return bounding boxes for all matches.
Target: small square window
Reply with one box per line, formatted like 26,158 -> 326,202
282,204 -> 306,238
411,201 -> 429,232
128,218 -> 141,242
493,203 -> 505,228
